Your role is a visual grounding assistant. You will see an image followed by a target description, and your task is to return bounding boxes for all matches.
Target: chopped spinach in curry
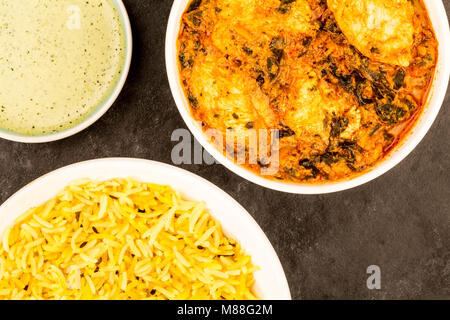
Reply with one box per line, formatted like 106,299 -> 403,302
177,0 -> 438,183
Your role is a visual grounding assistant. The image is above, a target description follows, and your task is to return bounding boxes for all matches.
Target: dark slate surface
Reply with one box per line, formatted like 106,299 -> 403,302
0,0 -> 449,300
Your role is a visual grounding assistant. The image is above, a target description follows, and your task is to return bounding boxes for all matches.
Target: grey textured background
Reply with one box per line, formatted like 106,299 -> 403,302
0,0 -> 449,299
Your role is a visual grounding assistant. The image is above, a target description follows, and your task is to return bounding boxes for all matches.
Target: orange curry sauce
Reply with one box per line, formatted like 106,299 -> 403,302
177,0 -> 438,183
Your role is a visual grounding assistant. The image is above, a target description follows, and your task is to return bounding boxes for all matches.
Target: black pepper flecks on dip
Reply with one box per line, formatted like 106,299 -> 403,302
0,0 -> 126,135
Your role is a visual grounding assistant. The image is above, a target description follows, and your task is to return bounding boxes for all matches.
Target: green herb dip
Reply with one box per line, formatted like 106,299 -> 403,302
0,0 -> 126,135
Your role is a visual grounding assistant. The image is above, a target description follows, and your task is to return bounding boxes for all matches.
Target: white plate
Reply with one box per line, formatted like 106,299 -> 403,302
0,158 -> 291,300
165,0 -> 450,194
0,0 -> 133,143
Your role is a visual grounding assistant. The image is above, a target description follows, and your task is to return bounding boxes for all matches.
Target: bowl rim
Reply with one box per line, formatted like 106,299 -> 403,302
0,0 -> 133,144
165,0 -> 450,194
0,157 -> 292,300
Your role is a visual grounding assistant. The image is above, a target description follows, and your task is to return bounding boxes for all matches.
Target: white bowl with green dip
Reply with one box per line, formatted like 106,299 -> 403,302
0,0 -> 132,143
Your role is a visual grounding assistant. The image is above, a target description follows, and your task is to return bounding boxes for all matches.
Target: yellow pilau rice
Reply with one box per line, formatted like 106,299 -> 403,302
0,178 -> 258,300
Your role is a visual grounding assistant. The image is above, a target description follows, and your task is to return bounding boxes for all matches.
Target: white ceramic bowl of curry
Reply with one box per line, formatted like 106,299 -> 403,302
0,0 -> 132,143
166,0 -> 450,194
